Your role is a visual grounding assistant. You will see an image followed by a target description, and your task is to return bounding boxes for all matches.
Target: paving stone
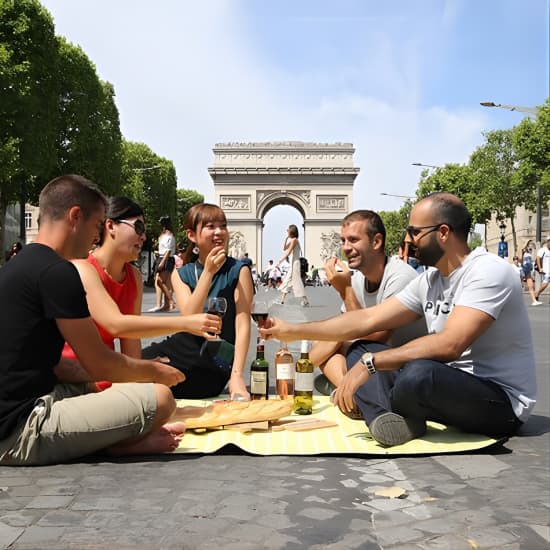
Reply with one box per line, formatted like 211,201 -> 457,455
365,497 -> 415,512
376,524 -> 425,545
434,454 -> 511,479
36,509 -> 87,526
297,506 -> 341,520
24,495 -> 74,509
13,525 -> 64,545
0,521 -> 24,549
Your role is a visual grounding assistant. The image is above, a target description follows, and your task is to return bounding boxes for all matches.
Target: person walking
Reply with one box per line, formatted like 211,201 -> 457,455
276,224 -> 309,306
149,216 -> 176,312
534,237 -> 550,302
521,240 -> 542,306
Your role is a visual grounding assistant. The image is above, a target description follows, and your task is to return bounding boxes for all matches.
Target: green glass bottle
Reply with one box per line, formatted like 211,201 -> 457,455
294,340 -> 313,414
250,337 -> 269,400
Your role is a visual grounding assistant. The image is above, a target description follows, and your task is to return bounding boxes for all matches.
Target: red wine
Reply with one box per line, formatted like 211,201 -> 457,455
251,311 -> 268,327
207,309 -> 224,319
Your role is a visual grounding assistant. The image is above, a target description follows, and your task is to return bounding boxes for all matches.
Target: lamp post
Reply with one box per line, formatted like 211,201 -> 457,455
131,164 -> 162,172
480,101 -> 542,245
411,162 -> 441,170
380,192 -> 416,200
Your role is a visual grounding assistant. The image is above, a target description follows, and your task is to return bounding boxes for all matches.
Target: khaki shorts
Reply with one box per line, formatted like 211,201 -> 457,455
0,383 -> 157,465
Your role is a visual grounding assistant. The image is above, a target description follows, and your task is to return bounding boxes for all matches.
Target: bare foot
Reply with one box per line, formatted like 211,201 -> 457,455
108,422 -> 186,456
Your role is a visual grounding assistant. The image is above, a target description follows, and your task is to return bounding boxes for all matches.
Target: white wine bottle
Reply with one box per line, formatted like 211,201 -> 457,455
294,340 -> 313,415
275,343 -> 294,399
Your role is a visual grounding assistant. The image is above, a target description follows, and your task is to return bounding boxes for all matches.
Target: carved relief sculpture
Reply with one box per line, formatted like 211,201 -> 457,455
320,230 -> 342,263
228,231 -> 247,259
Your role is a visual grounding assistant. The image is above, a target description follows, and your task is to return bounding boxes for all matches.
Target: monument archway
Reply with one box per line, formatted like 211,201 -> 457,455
208,142 -> 360,271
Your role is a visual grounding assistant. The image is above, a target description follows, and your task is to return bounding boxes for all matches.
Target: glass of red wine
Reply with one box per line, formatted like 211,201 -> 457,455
207,297 -> 227,339
251,300 -> 269,329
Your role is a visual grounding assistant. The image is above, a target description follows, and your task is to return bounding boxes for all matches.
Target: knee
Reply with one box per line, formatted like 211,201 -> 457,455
154,384 -> 176,422
392,361 -> 436,401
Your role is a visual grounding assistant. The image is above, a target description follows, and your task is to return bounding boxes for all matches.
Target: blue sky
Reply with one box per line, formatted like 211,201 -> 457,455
40,0 -> 549,267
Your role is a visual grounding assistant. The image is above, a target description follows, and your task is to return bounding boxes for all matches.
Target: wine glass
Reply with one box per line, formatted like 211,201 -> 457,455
251,300 -> 269,329
207,297 -> 227,339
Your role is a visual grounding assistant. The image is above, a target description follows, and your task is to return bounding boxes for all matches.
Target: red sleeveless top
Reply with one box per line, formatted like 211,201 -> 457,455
62,254 -> 138,360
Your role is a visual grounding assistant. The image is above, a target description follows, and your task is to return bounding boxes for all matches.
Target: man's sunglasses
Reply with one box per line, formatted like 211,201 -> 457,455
117,219 -> 146,236
405,223 -> 449,240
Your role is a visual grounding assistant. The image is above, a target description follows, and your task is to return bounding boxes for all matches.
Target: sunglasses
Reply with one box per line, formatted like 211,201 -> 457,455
405,223 -> 449,240
117,219 -> 146,236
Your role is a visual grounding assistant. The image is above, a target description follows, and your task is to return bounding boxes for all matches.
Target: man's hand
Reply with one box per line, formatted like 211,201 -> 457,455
325,258 -> 352,295
333,361 -> 369,414
259,317 -> 294,342
147,360 -> 186,387
183,313 -> 222,339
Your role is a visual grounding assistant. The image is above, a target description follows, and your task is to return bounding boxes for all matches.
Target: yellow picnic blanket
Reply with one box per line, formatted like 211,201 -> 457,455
175,396 -> 501,456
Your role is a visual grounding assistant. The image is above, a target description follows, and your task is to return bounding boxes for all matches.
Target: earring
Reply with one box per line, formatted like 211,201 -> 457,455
192,245 -> 199,255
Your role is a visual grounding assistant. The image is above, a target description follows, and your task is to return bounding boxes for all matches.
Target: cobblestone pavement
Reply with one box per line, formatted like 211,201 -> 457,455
1,287 -> 548,549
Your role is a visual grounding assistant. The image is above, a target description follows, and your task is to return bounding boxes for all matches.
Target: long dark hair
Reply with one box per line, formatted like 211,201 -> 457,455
182,203 -> 227,265
99,196 -> 144,244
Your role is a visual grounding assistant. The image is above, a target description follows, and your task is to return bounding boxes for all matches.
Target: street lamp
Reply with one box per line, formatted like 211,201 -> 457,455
412,162 -> 441,170
380,192 -> 416,200
480,101 -> 542,244
131,164 -> 162,172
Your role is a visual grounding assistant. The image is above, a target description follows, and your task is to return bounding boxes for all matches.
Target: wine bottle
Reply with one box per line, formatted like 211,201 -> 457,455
250,337 -> 269,400
275,343 -> 294,399
294,340 -> 313,415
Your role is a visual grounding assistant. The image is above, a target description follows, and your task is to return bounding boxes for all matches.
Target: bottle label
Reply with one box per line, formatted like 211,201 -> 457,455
295,371 -> 313,391
250,371 -> 267,394
276,363 -> 294,380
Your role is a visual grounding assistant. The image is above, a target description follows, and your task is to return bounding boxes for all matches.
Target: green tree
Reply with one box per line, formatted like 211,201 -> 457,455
416,163 -> 491,227
513,98 -> 550,225
175,188 -> 204,246
379,200 -> 413,255
0,0 -> 58,252
469,129 -> 525,253
51,38 -> 122,194
120,140 -> 178,249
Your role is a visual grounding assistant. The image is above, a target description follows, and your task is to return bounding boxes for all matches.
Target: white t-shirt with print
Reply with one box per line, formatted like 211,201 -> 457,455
395,247 -> 536,421
341,256 -> 427,347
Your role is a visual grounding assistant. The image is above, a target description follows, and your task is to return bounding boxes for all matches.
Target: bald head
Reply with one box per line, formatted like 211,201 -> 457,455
414,193 -> 472,241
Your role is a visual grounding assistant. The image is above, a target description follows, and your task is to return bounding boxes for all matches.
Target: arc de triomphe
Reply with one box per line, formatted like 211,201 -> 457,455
208,142 -> 360,271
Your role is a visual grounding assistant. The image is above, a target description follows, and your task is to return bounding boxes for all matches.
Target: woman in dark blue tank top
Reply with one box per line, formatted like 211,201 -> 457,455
142,204 -> 254,399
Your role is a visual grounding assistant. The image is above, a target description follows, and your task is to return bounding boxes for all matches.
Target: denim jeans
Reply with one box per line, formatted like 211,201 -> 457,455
346,341 -> 522,437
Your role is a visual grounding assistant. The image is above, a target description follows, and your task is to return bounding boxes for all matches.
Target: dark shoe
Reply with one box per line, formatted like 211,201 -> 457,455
368,412 -> 426,446
314,374 -> 336,396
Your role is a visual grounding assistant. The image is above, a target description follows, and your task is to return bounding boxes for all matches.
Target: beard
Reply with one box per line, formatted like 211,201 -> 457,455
412,234 -> 445,267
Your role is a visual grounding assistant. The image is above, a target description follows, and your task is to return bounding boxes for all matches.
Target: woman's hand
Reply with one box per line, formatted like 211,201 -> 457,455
204,245 -> 226,275
182,313 -> 222,339
229,374 -> 250,401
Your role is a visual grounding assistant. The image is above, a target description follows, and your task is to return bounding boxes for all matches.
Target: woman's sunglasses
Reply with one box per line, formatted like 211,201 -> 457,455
117,219 -> 146,236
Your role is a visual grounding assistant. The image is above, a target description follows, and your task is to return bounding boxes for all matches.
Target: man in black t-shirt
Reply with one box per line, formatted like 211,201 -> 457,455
0,175 -> 187,465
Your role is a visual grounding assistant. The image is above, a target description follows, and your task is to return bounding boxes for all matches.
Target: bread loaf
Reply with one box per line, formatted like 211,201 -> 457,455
180,399 -> 293,429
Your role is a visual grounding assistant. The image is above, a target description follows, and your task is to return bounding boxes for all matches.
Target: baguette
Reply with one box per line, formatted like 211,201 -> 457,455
179,399 -> 293,429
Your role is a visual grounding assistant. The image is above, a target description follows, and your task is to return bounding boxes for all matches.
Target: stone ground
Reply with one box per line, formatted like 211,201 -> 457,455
0,286 -> 548,550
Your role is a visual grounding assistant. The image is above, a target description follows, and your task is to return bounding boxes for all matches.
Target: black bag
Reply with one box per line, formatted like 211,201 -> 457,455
299,257 -> 309,275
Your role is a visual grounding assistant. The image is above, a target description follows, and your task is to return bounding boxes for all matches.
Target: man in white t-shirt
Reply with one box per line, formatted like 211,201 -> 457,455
262,193 -> 536,447
534,238 -> 550,302
311,210 -> 426,397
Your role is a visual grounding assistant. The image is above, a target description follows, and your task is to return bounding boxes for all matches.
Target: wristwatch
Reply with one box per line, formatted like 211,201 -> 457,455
360,352 -> 376,375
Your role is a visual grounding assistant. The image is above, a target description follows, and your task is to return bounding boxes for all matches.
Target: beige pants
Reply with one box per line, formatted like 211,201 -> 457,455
0,383 -> 157,465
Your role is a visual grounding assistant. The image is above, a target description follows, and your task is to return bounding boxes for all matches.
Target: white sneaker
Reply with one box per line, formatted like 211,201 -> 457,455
531,300 -> 543,306
147,306 -> 162,313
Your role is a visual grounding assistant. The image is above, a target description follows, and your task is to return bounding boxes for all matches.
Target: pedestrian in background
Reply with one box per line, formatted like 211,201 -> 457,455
276,224 -> 309,306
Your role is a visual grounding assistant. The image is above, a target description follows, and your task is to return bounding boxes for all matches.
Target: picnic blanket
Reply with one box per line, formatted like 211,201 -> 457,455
175,396 -> 502,456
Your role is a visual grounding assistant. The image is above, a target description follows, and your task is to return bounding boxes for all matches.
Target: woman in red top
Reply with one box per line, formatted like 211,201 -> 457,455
62,197 -> 221,369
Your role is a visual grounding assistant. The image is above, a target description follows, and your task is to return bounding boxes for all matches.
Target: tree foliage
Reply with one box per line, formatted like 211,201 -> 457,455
175,188 -> 204,246
379,200 -> 413,255
120,140 -> 178,250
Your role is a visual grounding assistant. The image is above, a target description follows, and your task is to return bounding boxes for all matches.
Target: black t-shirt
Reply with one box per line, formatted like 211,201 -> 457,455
0,244 -> 90,440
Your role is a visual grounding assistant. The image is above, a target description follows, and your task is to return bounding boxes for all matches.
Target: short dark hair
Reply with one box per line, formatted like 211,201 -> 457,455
342,210 -> 386,249
159,216 -> 173,232
39,175 -> 107,223
426,193 -> 471,241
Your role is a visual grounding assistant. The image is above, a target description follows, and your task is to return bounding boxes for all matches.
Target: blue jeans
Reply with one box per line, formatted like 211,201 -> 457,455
346,341 -> 522,437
